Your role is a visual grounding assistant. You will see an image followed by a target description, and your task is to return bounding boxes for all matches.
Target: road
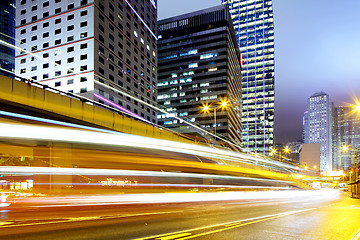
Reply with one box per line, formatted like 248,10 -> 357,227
0,190 -> 359,240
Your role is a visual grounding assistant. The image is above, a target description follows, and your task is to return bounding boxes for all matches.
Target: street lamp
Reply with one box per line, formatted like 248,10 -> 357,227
355,103 -> 360,113
283,146 -> 290,155
202,101 -> 228,145
271,148 -> 276,155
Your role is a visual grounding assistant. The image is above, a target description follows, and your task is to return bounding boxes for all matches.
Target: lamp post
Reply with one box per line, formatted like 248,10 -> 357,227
202,101 -> 228,145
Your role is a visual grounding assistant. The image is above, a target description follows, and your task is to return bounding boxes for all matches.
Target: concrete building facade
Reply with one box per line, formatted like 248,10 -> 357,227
300,143 -> 320,171
15,0 -> 158,123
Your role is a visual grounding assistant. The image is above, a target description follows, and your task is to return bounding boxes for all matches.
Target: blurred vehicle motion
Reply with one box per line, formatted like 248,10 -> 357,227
0,119 -> 305,200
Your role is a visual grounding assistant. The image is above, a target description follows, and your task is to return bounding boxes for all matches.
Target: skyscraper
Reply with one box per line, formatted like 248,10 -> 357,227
333,106 -> 360,170
15,0 -> 158,123
0,0 -> 15,78
157,5 -> 243,148
303,92 -> 332,171
222,0 -> 275,155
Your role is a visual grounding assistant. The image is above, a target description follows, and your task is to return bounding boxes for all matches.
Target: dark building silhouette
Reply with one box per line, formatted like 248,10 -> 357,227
157,5 -> 242,148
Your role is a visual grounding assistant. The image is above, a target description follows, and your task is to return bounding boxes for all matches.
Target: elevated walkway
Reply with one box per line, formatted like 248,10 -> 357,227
0,75 -> 190,143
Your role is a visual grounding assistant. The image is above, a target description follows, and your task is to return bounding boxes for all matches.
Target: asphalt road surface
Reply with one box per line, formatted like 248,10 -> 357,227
0,190 -> 359,240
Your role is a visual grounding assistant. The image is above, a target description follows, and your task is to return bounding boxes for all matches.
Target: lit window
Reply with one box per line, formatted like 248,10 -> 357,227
180,49 -> 198,57
170,80 -> 178,85
189,63 -> 198,68
157,82 -> 168,87
200,53 -> 218,59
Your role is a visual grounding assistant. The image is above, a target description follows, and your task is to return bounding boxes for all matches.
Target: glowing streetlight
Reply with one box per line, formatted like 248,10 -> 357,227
355,103 -> 360,113
341,145 -> 349,152
283,146 -> 290,154
201,101 -> 228,145
313,165 -> 317,169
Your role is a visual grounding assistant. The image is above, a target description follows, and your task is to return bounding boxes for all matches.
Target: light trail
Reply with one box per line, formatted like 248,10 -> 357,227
0,166 -> 290,184
0,122 -> 298,171
0,110 -> 129,135
4,189 -> 340,207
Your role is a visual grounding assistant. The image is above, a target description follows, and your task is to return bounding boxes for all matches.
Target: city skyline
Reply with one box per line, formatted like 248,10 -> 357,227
158,0 -> 360,144
0,0 -> 359,238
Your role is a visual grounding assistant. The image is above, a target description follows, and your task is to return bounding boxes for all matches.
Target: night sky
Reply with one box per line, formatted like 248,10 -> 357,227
158,0 -> 360,144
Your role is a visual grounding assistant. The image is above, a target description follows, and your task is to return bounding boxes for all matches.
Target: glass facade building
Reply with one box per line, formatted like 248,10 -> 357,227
333,106 -> 360,170
0,0 -> 15,78
222,0 -> 275,155
157,5 -> 243,148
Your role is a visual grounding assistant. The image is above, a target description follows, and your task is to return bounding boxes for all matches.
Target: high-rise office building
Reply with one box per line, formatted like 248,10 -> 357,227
0,0 -> 15,77
157,5 -> 243,147
222,0 -> 275,155
303,92 -> 332,171
333,106 -> 360,170
15,0 -> 158,123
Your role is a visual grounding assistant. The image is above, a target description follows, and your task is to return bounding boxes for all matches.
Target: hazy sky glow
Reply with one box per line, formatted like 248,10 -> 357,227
158,0 -> 360,144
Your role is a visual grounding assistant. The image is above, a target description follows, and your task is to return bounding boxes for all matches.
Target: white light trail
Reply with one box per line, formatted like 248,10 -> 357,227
0,166 -> 290,184
0,123 -> 298,171
4,189 -> 340,207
